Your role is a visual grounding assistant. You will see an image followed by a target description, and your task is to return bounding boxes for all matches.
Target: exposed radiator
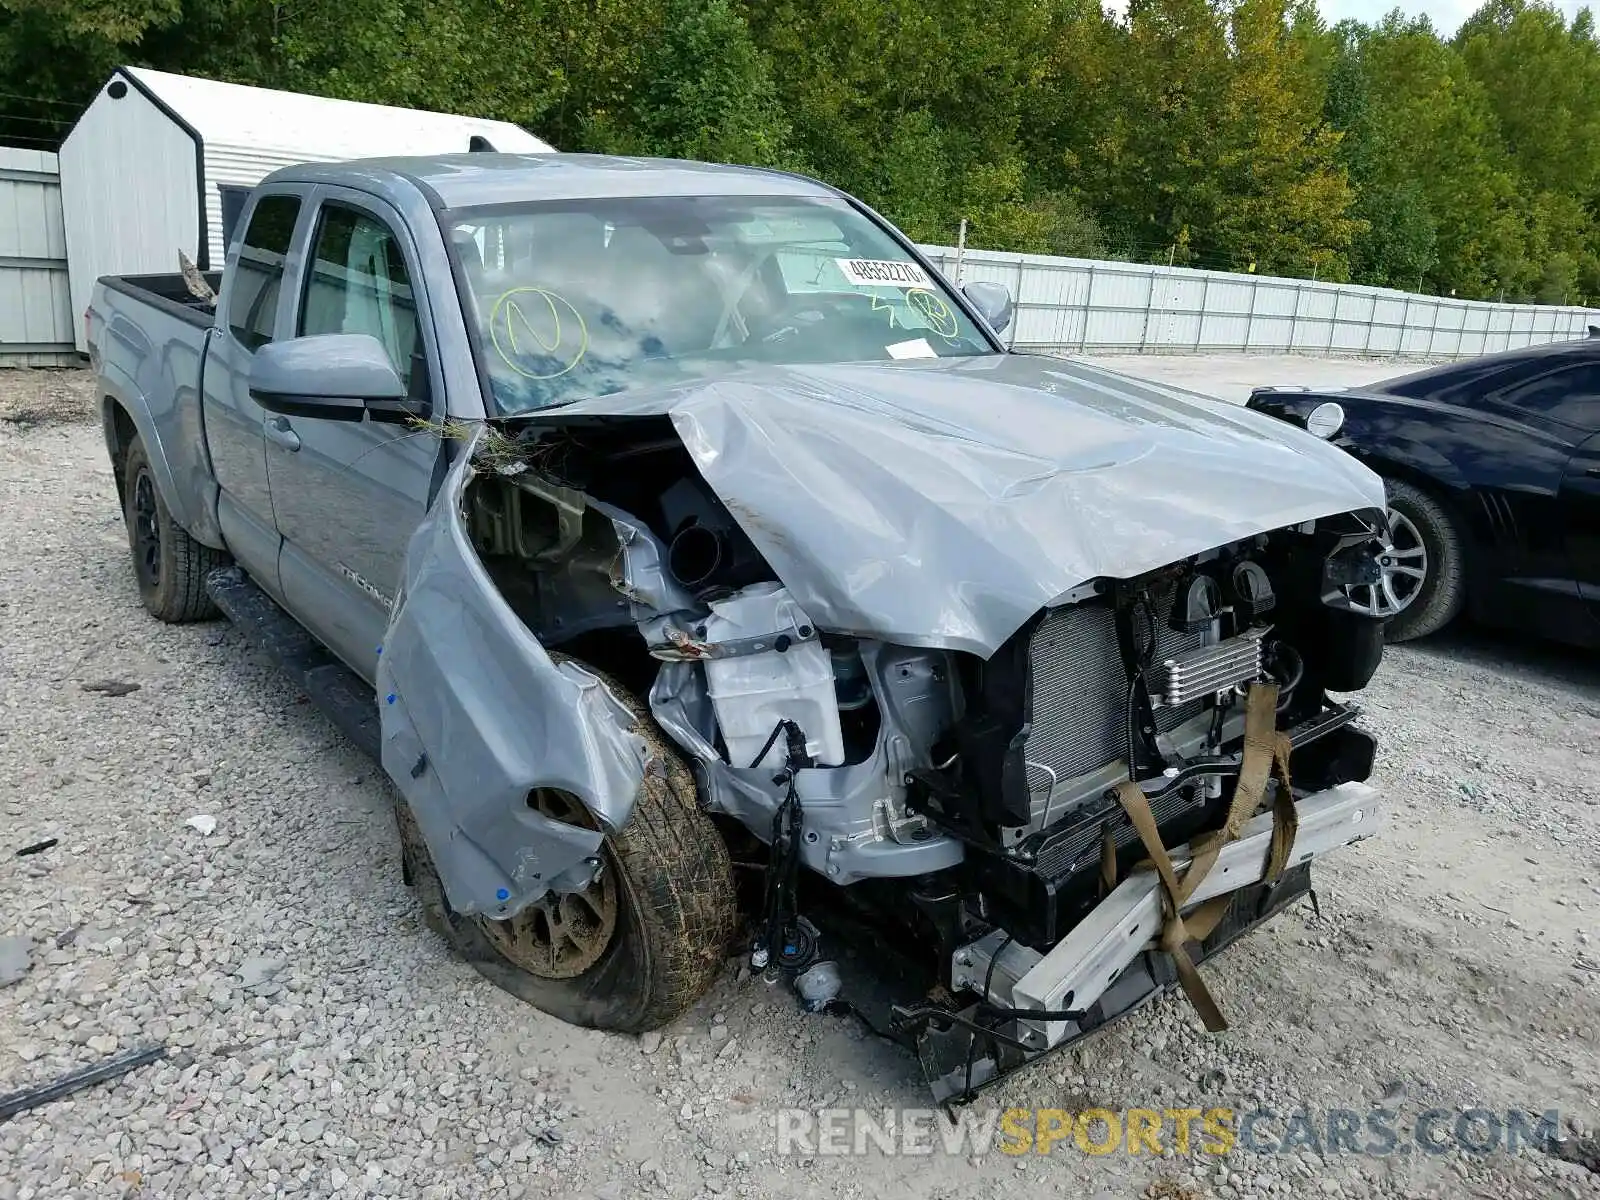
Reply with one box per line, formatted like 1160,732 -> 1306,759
1021,591 -> 1206,802
1031,783 -> 1202,880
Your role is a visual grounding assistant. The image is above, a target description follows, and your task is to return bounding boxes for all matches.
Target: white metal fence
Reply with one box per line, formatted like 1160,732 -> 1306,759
0,147 -> 75,367
920,245 -> 1600,359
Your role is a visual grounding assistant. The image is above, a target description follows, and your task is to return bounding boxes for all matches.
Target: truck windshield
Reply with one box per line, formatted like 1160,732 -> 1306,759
445,195 -> 995,414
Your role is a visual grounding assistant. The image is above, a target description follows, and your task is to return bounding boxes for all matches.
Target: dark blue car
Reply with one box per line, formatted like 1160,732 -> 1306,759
1248,329 -> 1600,647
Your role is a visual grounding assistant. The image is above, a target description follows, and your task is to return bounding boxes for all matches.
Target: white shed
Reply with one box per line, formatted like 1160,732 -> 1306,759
58,66 -> 552,349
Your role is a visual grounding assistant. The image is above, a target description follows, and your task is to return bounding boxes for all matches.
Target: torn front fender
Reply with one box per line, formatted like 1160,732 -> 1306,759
376,430 -> 650,920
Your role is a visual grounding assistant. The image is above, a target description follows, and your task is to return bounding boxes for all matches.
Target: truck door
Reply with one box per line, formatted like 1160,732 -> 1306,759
263,189 -> 444,682
203,190 -> 309,597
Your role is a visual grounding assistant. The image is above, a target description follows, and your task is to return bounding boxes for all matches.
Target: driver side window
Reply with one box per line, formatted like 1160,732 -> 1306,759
299,203 -> 419,392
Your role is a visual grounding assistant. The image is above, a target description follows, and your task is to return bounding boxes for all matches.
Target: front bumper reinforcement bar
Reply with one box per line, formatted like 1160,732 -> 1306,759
949,781 -> 1383,1052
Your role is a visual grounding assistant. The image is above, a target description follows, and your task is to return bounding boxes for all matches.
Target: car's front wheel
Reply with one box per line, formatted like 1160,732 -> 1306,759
1350,477 -> 1466,642
396,663 -> 736,1032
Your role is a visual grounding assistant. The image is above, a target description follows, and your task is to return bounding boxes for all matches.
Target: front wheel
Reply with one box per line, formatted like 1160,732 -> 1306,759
1348,477 -> 1466,642
396,663 -> 735,1032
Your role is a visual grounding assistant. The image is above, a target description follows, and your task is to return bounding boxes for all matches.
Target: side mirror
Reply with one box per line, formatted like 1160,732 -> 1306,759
249,333 -> 425,423
962,281 -> 1014,335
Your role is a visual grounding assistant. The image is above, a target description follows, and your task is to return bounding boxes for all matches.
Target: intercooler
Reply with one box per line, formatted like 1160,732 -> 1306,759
1021,590 -> 1208,808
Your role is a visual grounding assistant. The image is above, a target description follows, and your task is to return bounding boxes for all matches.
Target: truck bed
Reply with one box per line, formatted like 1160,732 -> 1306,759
89,270 -> 227,552
100,272 -> 222,328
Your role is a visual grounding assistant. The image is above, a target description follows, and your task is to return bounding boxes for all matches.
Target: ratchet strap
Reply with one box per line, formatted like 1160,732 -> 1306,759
1110,681 -> 1297,1032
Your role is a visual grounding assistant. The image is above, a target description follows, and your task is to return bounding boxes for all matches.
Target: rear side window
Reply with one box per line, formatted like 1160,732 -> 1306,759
299,204 -> 419,392
1494,362 -> 1600,432
227,195 -> 301,351
1381,355 -> 1539,402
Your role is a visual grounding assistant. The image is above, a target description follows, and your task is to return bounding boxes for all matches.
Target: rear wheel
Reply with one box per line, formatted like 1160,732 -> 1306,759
1347,477 -> 1465,642
122,435 -> 225,622
396,663 -> 735,1032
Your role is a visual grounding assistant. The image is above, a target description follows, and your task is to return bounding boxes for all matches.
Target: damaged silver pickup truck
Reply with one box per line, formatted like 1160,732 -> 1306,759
90,153 -> 1389,1101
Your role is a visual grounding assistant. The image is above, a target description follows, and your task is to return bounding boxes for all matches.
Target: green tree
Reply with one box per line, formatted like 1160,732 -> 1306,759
1324,21 -> 1438,288
2,0 -> 1596,302
1078,0 -> 1236,264
1211,0 -> 1357,277
1327,15 -> 1520,297
743,0 -> 1054,245
0,0 -> 183,147
619,0 -> 795,167
1456,0 -> 1600,197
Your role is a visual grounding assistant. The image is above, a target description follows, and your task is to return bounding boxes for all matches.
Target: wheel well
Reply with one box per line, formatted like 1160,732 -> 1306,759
1352,453 -> 1469,523
104,399 -> 136,506
1355,452 -> 1475,577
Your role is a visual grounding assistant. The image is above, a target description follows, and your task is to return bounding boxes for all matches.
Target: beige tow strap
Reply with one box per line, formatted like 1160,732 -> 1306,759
1099,822 -> 1118,897
1110,681 -> 1297,1032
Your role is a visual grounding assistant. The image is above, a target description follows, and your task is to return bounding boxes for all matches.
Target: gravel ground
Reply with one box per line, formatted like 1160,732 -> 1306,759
2,363 -> 1598,1200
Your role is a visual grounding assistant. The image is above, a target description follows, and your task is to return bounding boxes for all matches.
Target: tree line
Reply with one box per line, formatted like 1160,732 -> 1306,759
3,0 -> 1597,303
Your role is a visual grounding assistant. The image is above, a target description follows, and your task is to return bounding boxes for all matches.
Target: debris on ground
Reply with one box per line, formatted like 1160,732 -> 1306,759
0,936 -> 32,988
0,1046 -> 167,1122
79,679 -> 141,697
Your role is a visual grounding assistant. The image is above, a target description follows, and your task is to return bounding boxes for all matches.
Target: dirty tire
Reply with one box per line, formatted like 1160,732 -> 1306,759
122,434 -> 225,623
1382,477 -> 1467,643
395,660 -> 735,1033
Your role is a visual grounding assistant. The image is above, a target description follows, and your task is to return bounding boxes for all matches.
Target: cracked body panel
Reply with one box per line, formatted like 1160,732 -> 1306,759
378,431 -> 646,919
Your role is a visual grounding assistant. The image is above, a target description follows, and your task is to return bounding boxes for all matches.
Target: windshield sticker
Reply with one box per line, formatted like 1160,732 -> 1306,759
835,258 -> 932,288
907,289 -> 959,338
885,337 -> 937,360
489,288 -> 589,381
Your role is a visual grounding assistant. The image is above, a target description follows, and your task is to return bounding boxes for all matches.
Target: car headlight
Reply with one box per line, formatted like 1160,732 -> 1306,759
1305,401 -> 1345,439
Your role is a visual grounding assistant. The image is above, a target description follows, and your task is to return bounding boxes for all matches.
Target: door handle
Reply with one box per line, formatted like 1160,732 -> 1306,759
1587,466 -> 1600,478
265,416 -> 301,452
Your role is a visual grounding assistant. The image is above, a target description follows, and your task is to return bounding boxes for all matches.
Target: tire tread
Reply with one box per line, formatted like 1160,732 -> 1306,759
397,657 -> 735,1033
1384,477 -> 1466,642
123,435 -> 225,623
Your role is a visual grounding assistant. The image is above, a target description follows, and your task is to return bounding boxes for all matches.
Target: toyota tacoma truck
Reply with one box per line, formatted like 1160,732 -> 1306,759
89,153 -> 1390,1101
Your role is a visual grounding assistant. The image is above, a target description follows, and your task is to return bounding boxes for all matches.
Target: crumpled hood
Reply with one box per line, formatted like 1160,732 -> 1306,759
545,354 -> 1386,656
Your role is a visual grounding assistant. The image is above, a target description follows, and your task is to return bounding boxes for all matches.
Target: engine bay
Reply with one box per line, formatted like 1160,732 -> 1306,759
463,416 -> 1389,967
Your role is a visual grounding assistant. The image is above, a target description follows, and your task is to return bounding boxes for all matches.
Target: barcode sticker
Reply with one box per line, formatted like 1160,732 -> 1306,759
835,258 -> 932,288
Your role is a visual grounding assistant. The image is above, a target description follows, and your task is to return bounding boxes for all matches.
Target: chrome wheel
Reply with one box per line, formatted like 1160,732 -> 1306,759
1348,507 -> 1427,618
477,790 -> 618,979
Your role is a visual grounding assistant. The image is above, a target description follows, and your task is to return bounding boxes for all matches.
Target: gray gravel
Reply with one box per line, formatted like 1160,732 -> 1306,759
2,365 -> 1598,1200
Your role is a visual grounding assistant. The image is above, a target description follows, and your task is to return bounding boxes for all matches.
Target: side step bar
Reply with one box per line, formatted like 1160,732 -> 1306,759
205,567 -> 382,763
952,781 -> 1383,1050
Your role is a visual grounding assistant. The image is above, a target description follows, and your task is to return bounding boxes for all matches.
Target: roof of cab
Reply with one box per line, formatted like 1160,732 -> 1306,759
269,152 -> 838,209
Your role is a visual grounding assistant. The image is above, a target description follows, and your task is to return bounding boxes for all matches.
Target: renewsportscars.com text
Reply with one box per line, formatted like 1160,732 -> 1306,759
774,1106 -> 1563,1159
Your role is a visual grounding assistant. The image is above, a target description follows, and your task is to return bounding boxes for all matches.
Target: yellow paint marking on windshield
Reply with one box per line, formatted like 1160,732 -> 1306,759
868,291 -> 903,330
907,288 -> 959,338
488,287 -> 589,381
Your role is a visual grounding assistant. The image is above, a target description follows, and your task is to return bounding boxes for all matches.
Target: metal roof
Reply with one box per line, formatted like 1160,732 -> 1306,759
121,67 -> 551,159
271,153 -> 837,209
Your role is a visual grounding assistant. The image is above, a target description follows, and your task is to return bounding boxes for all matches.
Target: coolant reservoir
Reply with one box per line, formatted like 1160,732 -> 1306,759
702,582 -> 845,769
